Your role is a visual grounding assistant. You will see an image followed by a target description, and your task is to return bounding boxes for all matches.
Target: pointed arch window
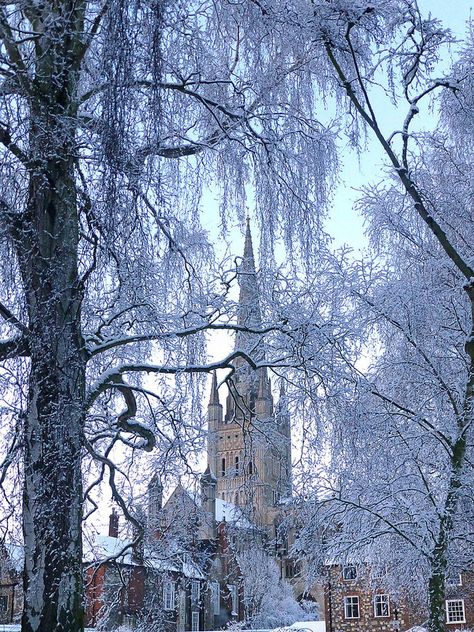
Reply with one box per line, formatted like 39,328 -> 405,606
221,458 -> 226,477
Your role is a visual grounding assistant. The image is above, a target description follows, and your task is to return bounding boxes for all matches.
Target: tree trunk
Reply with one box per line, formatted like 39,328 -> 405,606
12,7 -> 86,628
17,149 -> 85,632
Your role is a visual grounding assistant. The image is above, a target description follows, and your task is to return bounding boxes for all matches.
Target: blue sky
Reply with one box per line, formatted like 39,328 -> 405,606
328,0 -> 473,250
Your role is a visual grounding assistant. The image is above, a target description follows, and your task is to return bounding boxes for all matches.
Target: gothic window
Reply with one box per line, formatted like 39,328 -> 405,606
374,594 -> 390,617
344,596 -> 360,619
248,460 -> 253,475
228,584 -> 238,615
221,458 -> 226,477
235,455 -> 240,475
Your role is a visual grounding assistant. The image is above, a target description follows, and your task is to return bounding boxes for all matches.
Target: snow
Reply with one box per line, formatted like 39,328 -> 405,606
289,622 -> 326,632
215,497 -> 253,527
0,628 -> 96,632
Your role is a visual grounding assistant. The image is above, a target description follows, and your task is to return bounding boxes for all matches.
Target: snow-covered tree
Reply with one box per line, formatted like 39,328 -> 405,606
0,2 -> 341,631
289,6 -> 474,632
237,546 -> 308,629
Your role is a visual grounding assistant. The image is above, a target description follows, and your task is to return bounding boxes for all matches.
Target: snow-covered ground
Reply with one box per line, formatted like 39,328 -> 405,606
0,628 -> 96,632
289,622 -> 326,632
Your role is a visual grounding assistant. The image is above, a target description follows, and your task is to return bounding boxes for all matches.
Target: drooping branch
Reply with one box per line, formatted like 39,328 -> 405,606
324,38 -> 474,282
89,374 -> 156,452
0,124 -> 29,165
86,322 -> 285,358
86,350 -> 288,408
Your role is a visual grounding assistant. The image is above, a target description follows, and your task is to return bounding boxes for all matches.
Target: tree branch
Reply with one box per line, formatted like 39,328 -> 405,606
325,40 -> 474,281
0,335 -> 29,360
0,300 -> 29,336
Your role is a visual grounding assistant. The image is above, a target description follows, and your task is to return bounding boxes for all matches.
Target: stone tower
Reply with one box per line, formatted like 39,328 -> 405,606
206,220 -> 292,529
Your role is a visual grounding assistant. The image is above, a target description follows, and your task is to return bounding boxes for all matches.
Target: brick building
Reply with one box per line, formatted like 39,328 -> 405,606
0,542 -> 22,624
324,563 -> 474,632
85,484 -> 246,631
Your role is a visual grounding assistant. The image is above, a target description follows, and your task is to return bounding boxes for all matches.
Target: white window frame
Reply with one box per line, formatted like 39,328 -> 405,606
374,594 -> 390,618
191,580 -> 200,602
163,580 -> 176,611
228,584 -> 238,615
446,573 -> 463,587
211,581 -> 220,616
446,599 -> 466,624
191,611 -> 200,631
344,595 -> 360,619
342,565 -> 357,581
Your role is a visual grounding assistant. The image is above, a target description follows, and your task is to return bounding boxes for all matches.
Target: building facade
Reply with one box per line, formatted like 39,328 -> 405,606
324,564 -> 474,632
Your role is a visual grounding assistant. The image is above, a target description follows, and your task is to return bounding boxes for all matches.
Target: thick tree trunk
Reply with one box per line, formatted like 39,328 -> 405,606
17,157 -> 85,631
17,154 -> 85,632
12,7 -> 86,626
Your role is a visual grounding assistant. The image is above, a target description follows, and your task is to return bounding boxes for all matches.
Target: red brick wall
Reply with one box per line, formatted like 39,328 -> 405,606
85,564 -> 106,627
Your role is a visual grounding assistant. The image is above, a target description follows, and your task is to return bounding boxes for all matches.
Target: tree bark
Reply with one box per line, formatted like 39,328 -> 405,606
10,4 -> 87,630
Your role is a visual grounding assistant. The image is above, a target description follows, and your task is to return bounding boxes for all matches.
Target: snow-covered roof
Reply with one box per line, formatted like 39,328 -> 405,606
215,498 -> 253,528
87,535 -> 205,578
5,542 -> 23,573
90,535 -> 135,565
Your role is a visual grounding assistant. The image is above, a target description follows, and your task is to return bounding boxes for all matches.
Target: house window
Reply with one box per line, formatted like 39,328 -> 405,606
285,563 -> 294,579
342,565 -> 357,581
374,594 -> 390,617
235,455 -> 240,474
446,573 -> 463,587
228,584 -> 238,615
0,595 -> 8,612
191,611 -> 200,631
163,580 -> 176,611
211,582 -> 220,615
248,461 -> 253,475
344,596 -> 360,619
446,599 -> 466,624
191,580 -> 200,602
221,458 -> 226,477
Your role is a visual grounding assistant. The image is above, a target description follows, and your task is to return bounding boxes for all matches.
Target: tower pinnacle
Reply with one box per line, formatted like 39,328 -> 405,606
208,370 -> 220,406
235,219 -> 263,359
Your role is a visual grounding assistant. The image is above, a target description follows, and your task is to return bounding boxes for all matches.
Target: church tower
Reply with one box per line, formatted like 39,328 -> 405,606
206,220 -> 292,529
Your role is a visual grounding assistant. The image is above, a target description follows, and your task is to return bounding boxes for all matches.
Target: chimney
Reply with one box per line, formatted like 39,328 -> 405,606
108,508 -> 119,538
148,473 -> 163,538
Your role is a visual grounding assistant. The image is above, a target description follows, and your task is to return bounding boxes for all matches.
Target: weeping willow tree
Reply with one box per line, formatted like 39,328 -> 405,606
0,2 -> 335,631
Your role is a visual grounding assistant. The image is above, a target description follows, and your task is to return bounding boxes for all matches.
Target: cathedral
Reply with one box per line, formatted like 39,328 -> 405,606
206,218 -> 293,530
83,222 -> 314,631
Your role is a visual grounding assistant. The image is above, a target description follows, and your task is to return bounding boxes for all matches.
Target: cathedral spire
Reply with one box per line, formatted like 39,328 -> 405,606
209,370 -> 220,406
235,218 -> 263,358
